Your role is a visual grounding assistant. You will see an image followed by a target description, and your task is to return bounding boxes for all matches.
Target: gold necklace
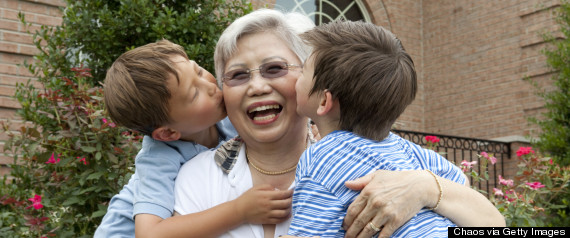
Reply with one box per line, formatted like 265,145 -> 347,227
246,148 -> 297,175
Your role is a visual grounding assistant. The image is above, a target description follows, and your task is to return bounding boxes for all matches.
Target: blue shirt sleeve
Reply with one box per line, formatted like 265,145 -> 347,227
289,176 -> 346,237
132,137 -> 194,219
96,118 -> 237,236
289,151 -> 347,237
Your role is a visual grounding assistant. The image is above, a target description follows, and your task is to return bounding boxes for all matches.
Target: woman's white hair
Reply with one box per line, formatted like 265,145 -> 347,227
214,9 -> 315,87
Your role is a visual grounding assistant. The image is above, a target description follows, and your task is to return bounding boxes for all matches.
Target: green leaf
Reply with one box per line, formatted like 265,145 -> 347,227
81,146 -> 97,153
91,209 -> 107,218
86,171 -> 105,180
62,196 -> 81,206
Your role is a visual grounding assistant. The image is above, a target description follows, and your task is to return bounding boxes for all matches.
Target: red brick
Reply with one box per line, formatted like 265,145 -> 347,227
0,0 -> 19,10
0,52 -> 31,64
0,19 -> 20,31
0,42 -> 20,54
0,96 -> 20,109
1,8 -> 20,21
18,44 -> 39,56
0,62 -> 19,75
35,14 -> 62,26
0,85 -> 16,97
19,1 -> 50,16
2,31 -> 33,44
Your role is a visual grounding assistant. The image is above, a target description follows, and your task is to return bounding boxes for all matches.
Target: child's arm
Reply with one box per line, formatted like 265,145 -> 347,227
288,177 -> 345,237
135,184 -> 293,238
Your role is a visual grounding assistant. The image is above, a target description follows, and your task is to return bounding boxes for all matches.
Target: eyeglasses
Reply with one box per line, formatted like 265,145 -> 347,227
222,61 -> 302,87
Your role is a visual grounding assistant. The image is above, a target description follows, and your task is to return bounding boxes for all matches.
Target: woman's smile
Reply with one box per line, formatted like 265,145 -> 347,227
247,101 -> 283,125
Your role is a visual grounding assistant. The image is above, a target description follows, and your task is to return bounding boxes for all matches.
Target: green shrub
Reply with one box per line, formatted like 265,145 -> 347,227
0,0 -> 252,236
1,68 -> 141,237
530,0 -> 570,166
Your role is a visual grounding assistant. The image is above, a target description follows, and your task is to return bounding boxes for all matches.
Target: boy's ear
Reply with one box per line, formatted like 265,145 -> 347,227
317,90 -> 337,116
151,126 -> 181,142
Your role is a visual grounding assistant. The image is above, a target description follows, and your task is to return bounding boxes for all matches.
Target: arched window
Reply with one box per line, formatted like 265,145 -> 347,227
275,0 -> 371,25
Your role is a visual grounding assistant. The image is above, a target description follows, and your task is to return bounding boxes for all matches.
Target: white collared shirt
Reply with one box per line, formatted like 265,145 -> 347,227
174,144 -> 293,238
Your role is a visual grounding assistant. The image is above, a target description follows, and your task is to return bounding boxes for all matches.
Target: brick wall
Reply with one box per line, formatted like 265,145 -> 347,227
0,0 -> 64,175
422,0 -> 558,140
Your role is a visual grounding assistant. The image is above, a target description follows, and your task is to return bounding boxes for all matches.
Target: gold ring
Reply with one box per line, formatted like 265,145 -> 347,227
368,222 -> 381,232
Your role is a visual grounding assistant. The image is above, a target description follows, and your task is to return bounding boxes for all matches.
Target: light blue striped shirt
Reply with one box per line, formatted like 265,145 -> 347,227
288,131 -> 465,238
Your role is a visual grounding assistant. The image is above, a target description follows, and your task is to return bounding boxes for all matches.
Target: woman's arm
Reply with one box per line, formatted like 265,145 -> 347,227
342,170 -> 505,238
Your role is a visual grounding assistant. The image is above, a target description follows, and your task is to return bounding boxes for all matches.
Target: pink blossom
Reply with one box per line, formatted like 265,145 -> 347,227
503,189 -> 517,202
493,188 -> 503,196
488,156 -> 497,165
549,159 -> 553,165
102,118 -> 116,128
27,195 -> 43,210
45,153 -> 61,164
526,182 -> 545,190
516,147 -> 535,157
499,175 -> 514,187
480,152 -> 489,159
460,160 -> 477,172
425,135 -> 440,144
77,157 -> 88,165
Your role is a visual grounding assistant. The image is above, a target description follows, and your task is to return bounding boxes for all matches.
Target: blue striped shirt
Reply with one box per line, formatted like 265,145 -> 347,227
288,131 -> 465,238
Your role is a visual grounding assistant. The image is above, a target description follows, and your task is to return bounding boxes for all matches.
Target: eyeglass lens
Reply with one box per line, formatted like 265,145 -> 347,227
223,61 -> 290,86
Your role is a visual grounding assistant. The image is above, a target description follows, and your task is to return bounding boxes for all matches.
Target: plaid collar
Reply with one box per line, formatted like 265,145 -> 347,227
214,123 -> 318,174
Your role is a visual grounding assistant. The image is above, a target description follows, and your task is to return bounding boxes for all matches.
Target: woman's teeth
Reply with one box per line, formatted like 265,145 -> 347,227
248,104 -> 280,113
253,114 -> 276,121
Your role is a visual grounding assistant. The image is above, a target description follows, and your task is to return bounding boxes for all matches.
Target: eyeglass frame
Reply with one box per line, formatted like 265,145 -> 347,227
221,61 -> 302,87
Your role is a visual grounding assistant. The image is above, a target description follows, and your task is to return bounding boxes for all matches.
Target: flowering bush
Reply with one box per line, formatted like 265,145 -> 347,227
463,146 -> 570,226
1,1 -> 253,236
0,66 -> 141,237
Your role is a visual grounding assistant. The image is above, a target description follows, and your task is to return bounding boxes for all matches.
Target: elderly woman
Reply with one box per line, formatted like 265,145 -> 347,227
174,9 -> 503,238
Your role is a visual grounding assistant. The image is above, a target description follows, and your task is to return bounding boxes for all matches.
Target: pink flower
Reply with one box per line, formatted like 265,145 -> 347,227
77,157 -> 88,165
488,156 -> 497,165
499,175 -> 514,187
45,153 -> 60,164
460,160 -> 477,172
526,182 -> 545,190
516,147 -> 535,157
549,159 -> 553,165
102,118 -> 116,128
493,188 -> 503,196
480,152 -> 497,165
425,135 -> 440,144
27,195 -> 43,210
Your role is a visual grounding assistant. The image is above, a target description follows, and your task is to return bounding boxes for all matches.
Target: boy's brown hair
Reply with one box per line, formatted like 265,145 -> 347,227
301,20 -> 417,141
104,39 -> 188,135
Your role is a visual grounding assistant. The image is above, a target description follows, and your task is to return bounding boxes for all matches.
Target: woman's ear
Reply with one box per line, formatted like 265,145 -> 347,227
151,127 -> 181,141
317,90 -> 337,116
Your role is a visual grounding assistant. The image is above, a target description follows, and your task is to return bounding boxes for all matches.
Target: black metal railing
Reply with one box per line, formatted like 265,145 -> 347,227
393,129 -> 511,196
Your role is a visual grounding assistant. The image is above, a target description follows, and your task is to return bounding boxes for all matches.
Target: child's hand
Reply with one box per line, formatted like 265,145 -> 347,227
235,184 -> 293,224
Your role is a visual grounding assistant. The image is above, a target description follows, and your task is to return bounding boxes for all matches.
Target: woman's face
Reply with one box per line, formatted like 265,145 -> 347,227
222,32 -> 306,144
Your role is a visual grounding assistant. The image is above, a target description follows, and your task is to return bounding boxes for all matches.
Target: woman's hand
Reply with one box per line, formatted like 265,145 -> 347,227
342,170 -> 433,238
235,184 -> 293,224
343,169 -> 505,238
